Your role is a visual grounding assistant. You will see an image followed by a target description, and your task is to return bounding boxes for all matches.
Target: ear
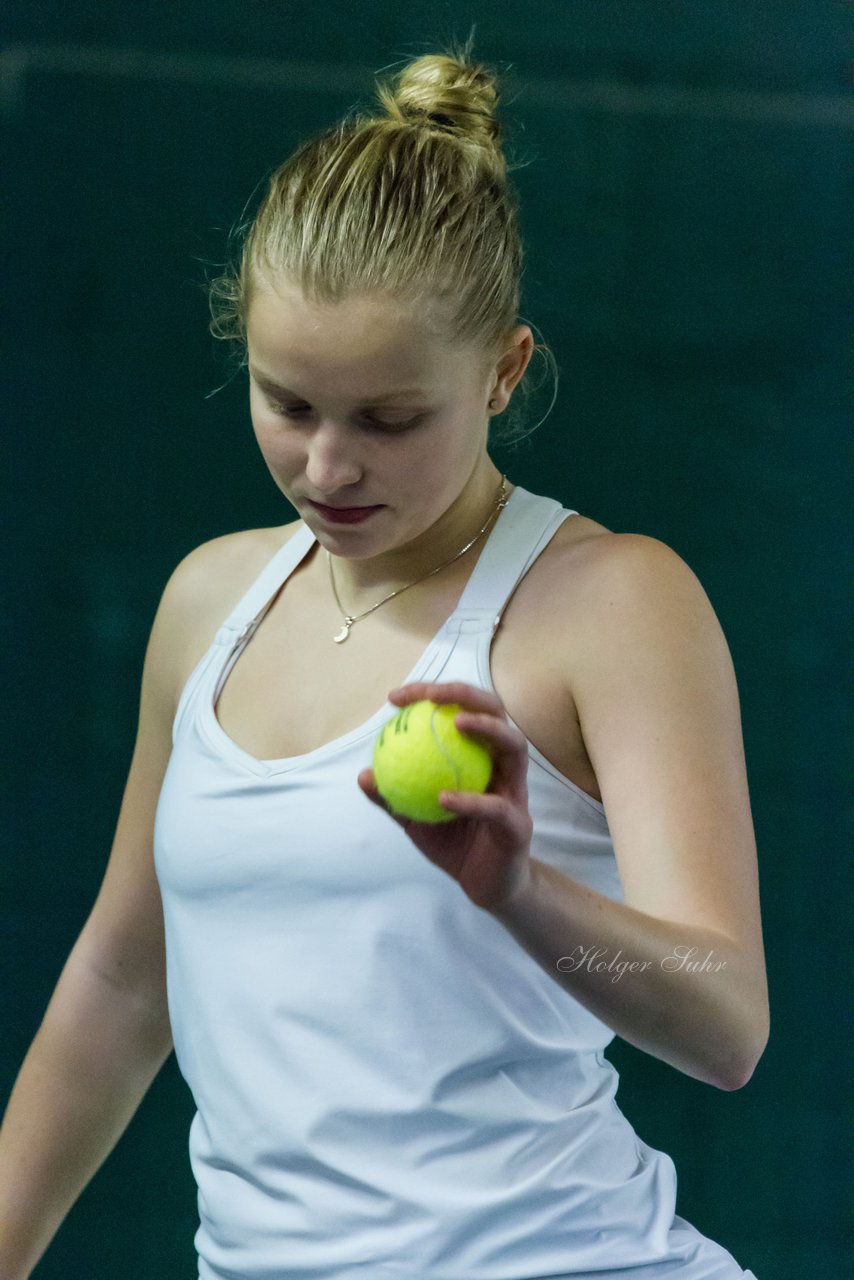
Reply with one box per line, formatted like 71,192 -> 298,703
487,326 -> 535,411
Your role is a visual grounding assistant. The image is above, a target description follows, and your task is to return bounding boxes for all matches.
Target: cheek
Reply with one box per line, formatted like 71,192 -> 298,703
381,414 -> 483,485
435,406 -> 488,460
250,411 -> 298,474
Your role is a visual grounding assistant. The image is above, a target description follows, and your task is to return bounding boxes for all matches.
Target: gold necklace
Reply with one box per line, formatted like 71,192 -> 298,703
326,475 -> 509,643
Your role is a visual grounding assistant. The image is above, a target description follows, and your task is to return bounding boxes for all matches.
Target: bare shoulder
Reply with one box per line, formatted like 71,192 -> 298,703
536,516 -> 723,703
547,516 -> 711,620
523,510 -> 631,604
501,510 -> 621,638
555,523 -> 740,786
169,520 -> 302,605
165,519 -> 303,711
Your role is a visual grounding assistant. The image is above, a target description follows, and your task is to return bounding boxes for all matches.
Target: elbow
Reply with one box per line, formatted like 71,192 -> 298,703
716,1060 -> 758,1092
713,1016 -> 770,1092
710,962 -> 771,1091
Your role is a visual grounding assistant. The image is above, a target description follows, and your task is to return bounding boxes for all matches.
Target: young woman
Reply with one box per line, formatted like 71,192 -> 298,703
0,40 -> 768,1280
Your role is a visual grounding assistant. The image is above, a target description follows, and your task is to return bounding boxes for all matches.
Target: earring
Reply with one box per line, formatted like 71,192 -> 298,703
488,399 -> 497,409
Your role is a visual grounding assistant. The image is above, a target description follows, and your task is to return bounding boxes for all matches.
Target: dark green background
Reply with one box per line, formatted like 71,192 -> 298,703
2,3 -> 851,1277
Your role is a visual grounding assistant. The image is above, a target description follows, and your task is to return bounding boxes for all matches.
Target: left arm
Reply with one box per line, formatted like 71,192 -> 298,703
359,536 -> 769,1091
494,534 -> 769,1091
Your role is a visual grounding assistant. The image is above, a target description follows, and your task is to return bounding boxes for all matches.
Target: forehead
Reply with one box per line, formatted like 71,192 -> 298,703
246,279 -> 471,386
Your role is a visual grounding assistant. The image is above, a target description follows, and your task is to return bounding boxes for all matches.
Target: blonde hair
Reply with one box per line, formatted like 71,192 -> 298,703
207,31 -> 557,447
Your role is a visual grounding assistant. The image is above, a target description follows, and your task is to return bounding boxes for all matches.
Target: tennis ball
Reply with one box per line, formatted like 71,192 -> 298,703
372,699 -> 493,823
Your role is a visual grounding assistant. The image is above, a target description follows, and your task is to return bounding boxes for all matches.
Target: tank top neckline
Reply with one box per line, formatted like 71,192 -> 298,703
196,485 -> 570,778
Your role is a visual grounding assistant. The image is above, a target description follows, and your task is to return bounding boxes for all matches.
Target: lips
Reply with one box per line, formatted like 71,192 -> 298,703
308,500 -> 384,524
316,504 -> 376,511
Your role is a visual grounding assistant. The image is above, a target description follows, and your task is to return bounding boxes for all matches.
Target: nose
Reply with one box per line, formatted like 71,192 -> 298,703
303,421 -> 363,496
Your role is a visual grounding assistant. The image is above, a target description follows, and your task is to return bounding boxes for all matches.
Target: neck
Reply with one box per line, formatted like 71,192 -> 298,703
325,462 -> 511,606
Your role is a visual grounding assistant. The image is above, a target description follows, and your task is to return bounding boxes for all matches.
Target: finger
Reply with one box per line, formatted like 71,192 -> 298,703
387,681 -> 506,718
438,788 -> 533,841
451,710 -> 525,756
357,769 -> 408,825
357,768 -> 385,806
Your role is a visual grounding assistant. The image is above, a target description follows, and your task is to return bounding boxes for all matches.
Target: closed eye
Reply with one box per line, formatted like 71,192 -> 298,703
267,403 -> 425,432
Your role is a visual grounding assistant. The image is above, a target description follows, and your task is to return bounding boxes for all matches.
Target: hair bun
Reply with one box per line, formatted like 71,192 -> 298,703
374,48 -> 503,160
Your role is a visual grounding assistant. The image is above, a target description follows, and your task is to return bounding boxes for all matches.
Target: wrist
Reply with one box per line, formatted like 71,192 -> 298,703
488,851 -> 540,921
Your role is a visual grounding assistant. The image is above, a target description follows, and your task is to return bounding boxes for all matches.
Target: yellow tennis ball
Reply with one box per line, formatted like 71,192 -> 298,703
372,699 -> 493,823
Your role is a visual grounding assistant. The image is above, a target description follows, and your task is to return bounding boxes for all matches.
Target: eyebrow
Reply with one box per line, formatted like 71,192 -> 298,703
249,367 -> 429,405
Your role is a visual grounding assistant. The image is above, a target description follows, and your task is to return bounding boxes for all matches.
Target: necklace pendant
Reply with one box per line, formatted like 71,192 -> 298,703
333,617 -> 354,643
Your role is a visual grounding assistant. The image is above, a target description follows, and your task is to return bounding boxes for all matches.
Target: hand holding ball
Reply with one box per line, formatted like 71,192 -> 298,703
372,700 -> 493,822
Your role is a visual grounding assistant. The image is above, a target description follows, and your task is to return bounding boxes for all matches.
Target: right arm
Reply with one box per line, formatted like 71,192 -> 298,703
0,537 -> 227,1279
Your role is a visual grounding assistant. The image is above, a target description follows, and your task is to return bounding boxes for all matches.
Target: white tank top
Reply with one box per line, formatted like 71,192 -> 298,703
153,485 -> 759,1280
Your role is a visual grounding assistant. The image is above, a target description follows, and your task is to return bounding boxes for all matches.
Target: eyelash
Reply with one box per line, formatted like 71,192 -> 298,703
268,403 -> 423,432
